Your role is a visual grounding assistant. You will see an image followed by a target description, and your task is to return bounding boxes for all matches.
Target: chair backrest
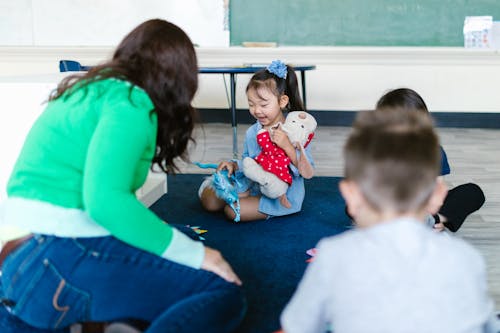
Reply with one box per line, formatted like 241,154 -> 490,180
59,60 -> 91,72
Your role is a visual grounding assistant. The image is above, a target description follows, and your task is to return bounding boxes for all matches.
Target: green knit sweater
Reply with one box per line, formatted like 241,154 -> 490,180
7,78 -> 203,267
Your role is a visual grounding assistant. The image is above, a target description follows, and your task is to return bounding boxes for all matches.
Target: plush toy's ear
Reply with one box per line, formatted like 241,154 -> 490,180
304,132 -> 314,148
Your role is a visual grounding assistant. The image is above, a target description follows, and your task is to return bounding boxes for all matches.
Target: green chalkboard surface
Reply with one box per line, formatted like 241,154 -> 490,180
230,0 -> 500,46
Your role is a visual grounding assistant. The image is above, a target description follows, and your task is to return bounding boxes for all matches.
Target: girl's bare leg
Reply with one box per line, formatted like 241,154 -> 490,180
238,190 -> 250,198
200,187 -> 226,212
224,196 -> 267,222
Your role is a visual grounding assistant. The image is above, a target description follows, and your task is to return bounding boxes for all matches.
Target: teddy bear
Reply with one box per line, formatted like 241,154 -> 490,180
242,111 -> 317,208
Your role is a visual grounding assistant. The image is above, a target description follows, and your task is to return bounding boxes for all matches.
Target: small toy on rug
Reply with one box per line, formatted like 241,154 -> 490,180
306,247 -> 318,263
186,225 -> 208,240
242,111 -> 317,208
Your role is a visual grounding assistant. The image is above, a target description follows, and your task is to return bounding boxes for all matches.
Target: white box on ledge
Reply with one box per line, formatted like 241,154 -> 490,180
464,16 -> 493,49
492,21 -> 500,50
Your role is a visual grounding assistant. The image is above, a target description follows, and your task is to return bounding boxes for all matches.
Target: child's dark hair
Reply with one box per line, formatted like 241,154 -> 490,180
49,19 -> 198,175
344,108 -> 440,213
376,88 -> 428,113
246,64 -> 304,111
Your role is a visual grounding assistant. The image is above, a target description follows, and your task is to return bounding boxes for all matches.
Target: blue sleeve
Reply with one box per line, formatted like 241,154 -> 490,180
440,146 -> 450,176
237,123 -> 260,168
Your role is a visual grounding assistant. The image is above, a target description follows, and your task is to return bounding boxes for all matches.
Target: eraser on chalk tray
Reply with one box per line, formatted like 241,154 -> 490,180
242,41 -> 278,47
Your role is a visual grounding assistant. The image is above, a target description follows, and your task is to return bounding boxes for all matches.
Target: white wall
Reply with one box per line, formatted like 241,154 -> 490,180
1,0 -> 499,113
0,0 -> 229,47
1,46 -> 499,200
0,74 -> 167,202
196,46 -> 500,113
1,46 -> 499,113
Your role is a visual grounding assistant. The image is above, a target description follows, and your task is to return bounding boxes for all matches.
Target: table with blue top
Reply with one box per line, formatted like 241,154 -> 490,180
59,60 -> 316,158
199,65 -> 316,157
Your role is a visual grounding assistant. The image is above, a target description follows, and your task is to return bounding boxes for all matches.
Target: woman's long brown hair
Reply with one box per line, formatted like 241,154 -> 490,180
51,19 -> 199,174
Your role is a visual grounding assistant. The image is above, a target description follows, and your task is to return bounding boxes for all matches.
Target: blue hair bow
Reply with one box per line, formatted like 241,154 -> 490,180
266,60 -> 287,79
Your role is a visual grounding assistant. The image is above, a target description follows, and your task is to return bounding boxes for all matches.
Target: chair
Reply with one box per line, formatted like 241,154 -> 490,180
59,60 -> 91,72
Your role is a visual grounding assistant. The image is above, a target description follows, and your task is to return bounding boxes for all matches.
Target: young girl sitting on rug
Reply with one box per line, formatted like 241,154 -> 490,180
199,60 -> 314,222
376,88 -> 485,232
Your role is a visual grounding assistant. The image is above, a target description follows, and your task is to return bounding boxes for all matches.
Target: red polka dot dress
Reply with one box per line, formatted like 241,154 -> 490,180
255,131 -> 292,185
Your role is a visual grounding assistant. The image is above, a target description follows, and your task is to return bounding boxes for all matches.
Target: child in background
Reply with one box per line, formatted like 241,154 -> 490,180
199,60 -> 314,222
376,88 -> 485,232
281,109 -> 497,333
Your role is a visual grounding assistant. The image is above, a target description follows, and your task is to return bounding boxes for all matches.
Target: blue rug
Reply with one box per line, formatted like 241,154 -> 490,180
150,174 -> 351,333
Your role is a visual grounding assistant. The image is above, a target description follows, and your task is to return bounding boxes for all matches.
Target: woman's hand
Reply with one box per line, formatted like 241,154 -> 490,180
217,161 -> 238,176
201,246 -> 242,285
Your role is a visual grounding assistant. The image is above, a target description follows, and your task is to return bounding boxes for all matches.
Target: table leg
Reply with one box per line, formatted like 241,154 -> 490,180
300,70 -> 307,109
230,73 -> 238,158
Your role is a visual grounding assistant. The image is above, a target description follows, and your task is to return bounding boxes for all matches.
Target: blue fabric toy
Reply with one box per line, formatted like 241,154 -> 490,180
194,162 -> 242,222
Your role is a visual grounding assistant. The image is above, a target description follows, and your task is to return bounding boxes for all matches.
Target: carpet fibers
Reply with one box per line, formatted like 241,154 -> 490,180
150,174 -> 351,333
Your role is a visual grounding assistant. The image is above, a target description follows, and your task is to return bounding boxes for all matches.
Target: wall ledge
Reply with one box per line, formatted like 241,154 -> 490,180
2,46 -> 499,113
196,46 -> 500,66
0,46 -> 113,64
1,46 -> 500,66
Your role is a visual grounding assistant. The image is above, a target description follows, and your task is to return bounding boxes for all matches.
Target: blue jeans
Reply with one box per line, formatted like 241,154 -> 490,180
1,234 -> 246,332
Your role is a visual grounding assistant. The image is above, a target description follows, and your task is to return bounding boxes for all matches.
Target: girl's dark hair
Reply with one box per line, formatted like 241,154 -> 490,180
246,65 -> 304,111
376,88 -> 429,113
50,19 -> 198,174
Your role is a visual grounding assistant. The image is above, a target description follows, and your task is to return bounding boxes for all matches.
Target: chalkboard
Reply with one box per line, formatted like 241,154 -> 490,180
230,0 -> 500,46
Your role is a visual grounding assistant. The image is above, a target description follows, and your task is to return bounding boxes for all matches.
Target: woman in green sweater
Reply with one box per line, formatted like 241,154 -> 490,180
0,19 -> 244,333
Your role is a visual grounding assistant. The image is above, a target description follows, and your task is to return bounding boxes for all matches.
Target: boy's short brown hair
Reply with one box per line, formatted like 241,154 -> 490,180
344,108 -> 440,213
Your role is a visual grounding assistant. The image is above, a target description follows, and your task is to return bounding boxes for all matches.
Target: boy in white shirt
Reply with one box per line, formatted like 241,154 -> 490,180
280,108 -> 498,333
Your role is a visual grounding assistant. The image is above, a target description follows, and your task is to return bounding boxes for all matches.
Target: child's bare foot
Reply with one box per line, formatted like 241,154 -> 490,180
280,194 -> 291,208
